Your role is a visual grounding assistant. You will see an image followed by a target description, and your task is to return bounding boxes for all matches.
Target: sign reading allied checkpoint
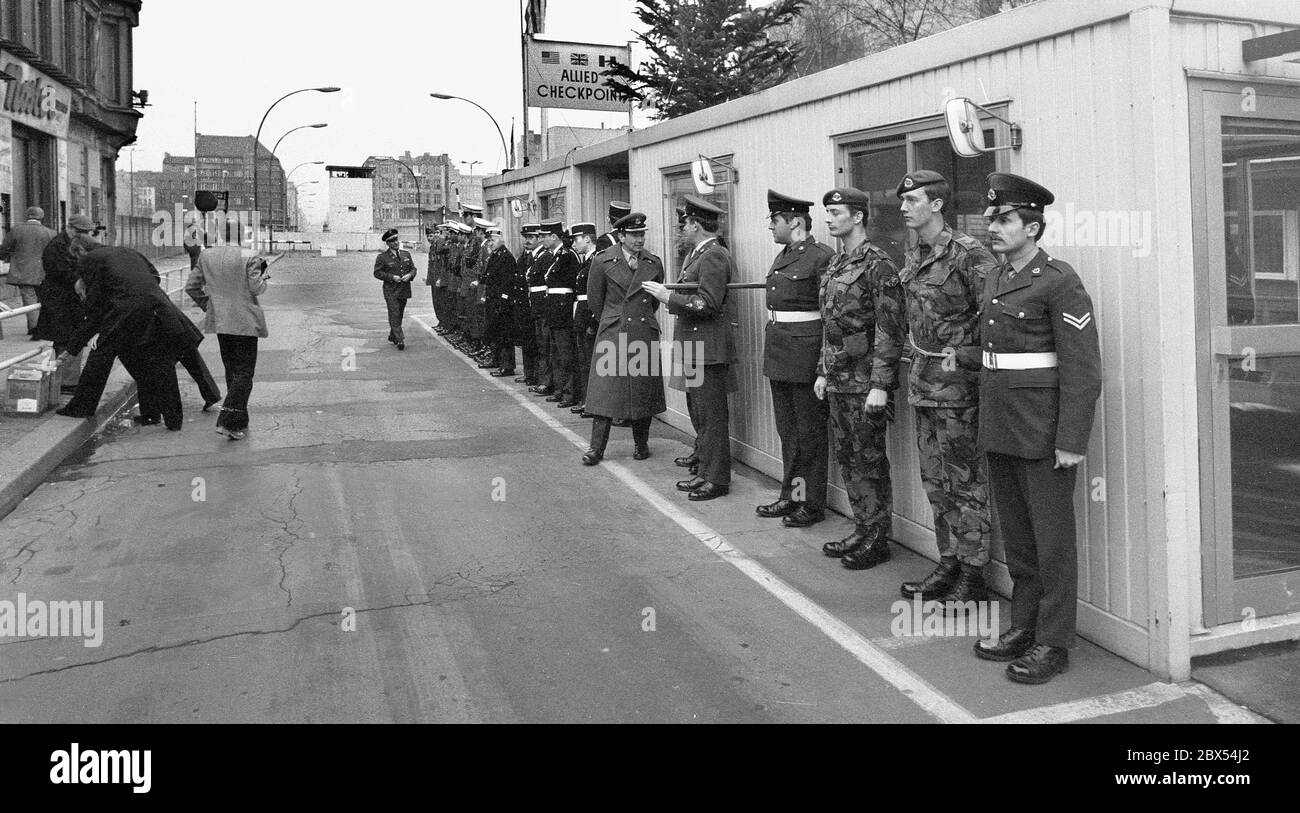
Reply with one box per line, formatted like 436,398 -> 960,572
525,37 -> 631,113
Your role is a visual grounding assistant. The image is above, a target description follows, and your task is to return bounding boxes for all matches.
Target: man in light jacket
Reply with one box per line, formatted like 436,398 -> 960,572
186,246 -> 269,440
0,206 -> 57,335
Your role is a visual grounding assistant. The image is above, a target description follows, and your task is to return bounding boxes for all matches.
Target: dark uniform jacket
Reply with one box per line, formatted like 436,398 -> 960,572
595,232 -> 617,254
573,249 -> 597,335
482,244 -> 517,343
764,236 -> 834,383
977,248 -> 1102,459
68,247 -> 198,356
544,247 -> 579,329
427,236 -> 448,287
879,229 -> 997,407
34,232 -> 84,345
666,237 -> 738,374
374,247 -> 415,300
584,246 -> 667,420
459,236 -> 482,298
527,246 -> 554,313
512,245 -> 535,330
818,239 -> 906,395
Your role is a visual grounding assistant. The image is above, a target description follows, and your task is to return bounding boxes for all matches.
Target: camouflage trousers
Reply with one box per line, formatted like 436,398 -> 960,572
828,393 -> 892,536
914,406 -> 991,566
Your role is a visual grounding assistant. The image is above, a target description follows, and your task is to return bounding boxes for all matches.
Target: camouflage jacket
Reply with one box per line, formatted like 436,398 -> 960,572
884,229 -> 997,407
817,238 -> 905,395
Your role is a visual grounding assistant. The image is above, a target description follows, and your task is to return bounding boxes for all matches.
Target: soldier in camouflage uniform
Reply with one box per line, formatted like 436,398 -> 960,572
815,188 -> 906,569
884,170 -> 999,603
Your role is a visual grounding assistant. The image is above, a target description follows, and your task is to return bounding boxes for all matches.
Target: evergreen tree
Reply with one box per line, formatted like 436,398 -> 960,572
603,0 -> 809,121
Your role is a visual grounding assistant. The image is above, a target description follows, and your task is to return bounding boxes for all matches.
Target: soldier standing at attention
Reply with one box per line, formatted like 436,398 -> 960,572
569,222 -> 600,416
972,174 -> 1101,684
374,228 -> 416,351
444,225 -> 465,344
597,201 -> 631,254
513,224 -> 542,386
815,188 -> 906,568
885,170 -> 998,603
528,221 -> 561,397
542,222 -> 580,408
480,226 -> 518,376
643,196 -> 737,502
428,228 -> 448,334
756,190 -> 835,529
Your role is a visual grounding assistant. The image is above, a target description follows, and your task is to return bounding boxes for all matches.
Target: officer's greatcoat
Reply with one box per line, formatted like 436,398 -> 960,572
584,247 -> 667,419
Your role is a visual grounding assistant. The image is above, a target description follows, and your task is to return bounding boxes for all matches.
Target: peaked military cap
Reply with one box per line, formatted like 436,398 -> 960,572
569,222 -> 598,237
984,172 -> 1055,217
485,225 -> 503,235
678,194 -> 725,223
520,223 -> 541,236
822,187 -> 871,209
608,201 -> 632,224
539,219 -> 566,237
471,217 -> 495,229
613,212 -> 648,233
381,228 -> 400,242
895,170 -> 948,198
461,203 -> 484,216
768,190 -> 813,217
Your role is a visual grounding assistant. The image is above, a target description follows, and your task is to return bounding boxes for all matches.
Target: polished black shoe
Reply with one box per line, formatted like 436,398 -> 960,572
823,531 -> 870,558
582,450 -> 603,466
633,445 -> 651,461
676,476 -> 707,493
1006,644 -> 1069,684
688,482 -> 730,501
388,335 -> 396,344
530,386 -> 555,396
132,415 -> 162,427
579,411 -> 594,419
756,498 -> 798,519
490,370 -> 516,377
782,505 -> 825,528
841,539 -> 891,571
674,455 -> 700,469
545,394 -> 564,403
938,564 -> 988,604
570,403 -> 587,414
557,399 -> 579,409
397,343 -> 405,351
514,376 -> 529,383
974,627 -> 1036,662
477,361 -> 498,369
900,558 -> 961,600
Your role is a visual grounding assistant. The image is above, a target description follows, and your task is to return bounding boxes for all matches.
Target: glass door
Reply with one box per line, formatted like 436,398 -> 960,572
1194,81 -> 1300,625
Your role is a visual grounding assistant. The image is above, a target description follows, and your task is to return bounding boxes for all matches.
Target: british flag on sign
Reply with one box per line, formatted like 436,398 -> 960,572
541,50 -> 559,65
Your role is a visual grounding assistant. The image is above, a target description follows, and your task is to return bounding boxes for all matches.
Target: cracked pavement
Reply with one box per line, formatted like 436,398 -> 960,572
0,253 -> 1236,724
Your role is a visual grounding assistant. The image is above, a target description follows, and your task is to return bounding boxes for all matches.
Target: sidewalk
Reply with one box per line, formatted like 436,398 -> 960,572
0,253 -> 278,520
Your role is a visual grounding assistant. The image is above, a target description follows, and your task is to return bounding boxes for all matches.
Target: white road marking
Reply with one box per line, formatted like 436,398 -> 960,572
1181,682 -> 1270,724
410,315 -> 1254,726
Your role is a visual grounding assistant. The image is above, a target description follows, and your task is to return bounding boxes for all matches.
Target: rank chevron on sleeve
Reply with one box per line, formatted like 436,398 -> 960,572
1063,311 -> 1093,331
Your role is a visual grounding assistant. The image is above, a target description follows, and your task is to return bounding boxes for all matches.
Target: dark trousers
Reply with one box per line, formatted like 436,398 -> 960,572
124,344 -> 183,426
385,290 -> 408,344
769,379 -> 829,508
574,325 -> 594,403
215,334 -> 259,431
591,415 -> 651,453
685,364 -> 732,486
987,452 -> 1080,648
550,324 -> 576,400
430,285 -> 443,325
532,317 -> 553,387
177,343 -> 221,405
494,342 -> 515,372
62,345 -> 118,415
445,290 -> 462,332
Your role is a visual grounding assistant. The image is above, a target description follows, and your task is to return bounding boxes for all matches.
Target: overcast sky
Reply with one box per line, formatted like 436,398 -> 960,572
124,0 -> 644,221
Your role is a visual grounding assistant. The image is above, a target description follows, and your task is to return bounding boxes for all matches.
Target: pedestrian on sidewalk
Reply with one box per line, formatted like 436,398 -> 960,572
374,228 -> 415,350
185,245 -> 269,441
0,206 -> 56,336
34,215 -> 86,364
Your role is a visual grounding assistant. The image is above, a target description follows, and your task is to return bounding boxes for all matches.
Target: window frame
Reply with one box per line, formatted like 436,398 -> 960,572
660,156 -> 735,276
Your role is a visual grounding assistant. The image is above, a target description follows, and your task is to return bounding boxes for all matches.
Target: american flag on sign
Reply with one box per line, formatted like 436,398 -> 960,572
541,50 -> 559,64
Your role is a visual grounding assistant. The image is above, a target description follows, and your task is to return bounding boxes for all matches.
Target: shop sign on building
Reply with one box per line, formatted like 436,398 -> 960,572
0,51 -> 71,139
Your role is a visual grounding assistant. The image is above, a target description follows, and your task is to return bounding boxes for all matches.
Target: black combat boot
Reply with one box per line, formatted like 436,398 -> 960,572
900,557 -> 960,600
938,563 -> 988,605
841,529 -> 891,570
582,418 -> 611,466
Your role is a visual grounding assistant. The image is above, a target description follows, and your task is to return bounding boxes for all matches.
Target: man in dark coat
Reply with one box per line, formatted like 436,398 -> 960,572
527,227 -> 556,396
512,224 -> 541,386
643,196 -> 738,502
569,222 -> 600,415
374,228 -> 415,350
581,212 -> 666,465
34,218 -> 85,354
55,234 -> 198,429
541,222 -> 580,408
480,227 -> 518,376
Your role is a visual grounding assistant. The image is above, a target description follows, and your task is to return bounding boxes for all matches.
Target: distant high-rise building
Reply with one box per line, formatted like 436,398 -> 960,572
194,134 -> 287,227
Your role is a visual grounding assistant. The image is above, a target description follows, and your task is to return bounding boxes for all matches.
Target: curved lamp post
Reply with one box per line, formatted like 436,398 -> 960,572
253,87 -> 340,248
373,156 -> 424,237
268,124 -> 328,249
430,92 -> 511,169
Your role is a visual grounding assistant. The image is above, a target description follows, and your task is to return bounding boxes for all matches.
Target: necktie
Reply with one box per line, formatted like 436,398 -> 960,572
627,252 -> 638,272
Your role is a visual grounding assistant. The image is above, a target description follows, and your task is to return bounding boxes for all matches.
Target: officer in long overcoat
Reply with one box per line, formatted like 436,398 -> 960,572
374,228 -> 415,350
581,212 -> 666,465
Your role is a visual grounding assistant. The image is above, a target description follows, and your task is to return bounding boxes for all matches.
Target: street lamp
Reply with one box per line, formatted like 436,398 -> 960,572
430,92 -> 511,169
373,156 -> 424,237
461,160 -> 481,176
268,124 -> 328,250
273,123 -> 328,157
253,87 -> 340,248
288,161 -> 324,182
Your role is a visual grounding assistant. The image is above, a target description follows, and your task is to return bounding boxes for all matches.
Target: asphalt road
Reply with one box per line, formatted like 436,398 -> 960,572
0,252 -> 1246,724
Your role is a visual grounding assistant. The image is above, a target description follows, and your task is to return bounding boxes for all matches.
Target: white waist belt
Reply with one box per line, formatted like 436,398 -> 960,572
768,310 -> 822,323
529,285 -> 547,293
983,351 -> 1058,370
547,288 -> 575,294
576,295 -> 588,302
500,294 -> 510,300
